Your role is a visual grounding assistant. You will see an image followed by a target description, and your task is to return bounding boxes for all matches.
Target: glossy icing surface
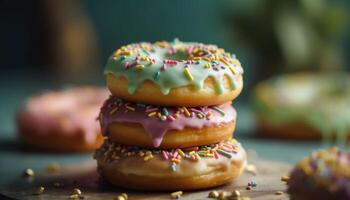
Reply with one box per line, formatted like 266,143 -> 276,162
104,39 -> 243,95
288,147 -> 350,199
254,73 -> 350,143
99,96 -> 236,147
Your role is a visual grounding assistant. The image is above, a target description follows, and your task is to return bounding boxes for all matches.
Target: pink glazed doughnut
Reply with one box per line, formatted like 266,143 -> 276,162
17,86 -> 109,152
99,96 -> 237,149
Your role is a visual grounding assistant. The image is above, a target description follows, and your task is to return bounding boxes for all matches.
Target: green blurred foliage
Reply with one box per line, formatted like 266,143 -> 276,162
228,0 -> 349,80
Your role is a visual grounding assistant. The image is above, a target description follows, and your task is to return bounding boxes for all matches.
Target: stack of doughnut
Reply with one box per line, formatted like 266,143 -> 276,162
94,39 -> 246,190
17,87 -> 109,152
288,147 -> 350,200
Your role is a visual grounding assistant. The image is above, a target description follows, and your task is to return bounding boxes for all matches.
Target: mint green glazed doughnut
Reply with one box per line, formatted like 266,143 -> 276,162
105,39 -> 244,106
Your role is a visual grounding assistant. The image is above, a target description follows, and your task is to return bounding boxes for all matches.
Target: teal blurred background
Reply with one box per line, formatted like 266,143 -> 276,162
0,0 -> 349,132
1,0 -> 349,89
0,0 -> 349,185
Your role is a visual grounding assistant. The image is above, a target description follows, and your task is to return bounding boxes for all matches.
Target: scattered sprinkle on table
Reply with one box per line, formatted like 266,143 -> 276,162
23,168 -> 34,177
69,188 -> 83,199
231,190 -> 241,198
247,180 -> 257,188
72,188 -> 82,195
120,193 -> 128,200
170,191 -> 183,199
275,191 -> 284,195
208,190 -> 249,200
281,175 -> 290,182
33,186 -> 44,195
208,190 -> 219,198
218,191 -> 227,200
115,193 -> 128,200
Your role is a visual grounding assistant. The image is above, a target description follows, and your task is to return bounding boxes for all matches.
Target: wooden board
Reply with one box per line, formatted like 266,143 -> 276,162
0,159 -> 291,200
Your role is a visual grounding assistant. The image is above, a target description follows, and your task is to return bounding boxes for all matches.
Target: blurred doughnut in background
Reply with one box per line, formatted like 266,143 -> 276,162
17,86 -> 109,152
253,72 -> 350,145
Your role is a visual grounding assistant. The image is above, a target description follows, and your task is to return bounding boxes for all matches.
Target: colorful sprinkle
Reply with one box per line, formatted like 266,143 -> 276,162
246,181 -> 257,191
109,106 -> 119,114
171,158 -> 181,164
195,153 -> 201,161
171,163 -> 177,172
142,48 -> 150,55
167,115 -> 176,121
23,168 -> 34,177
212,106 -> 225,116
160,115 -> 167,121
232,190 -> 241,198
120,193 -> 128,200
96,140 -> 240,172
275,191 -> 284,195
182,107 -> 191,117
33,186 -> 45,195
144,154 -> 153,161
162,107 -> 169,116
173,151 -> 179,158
228,65 -> 236,75
165,60 -> 178,65
183,68 -> 194,81
176,149 -> 185,157
281,175 -> 290,182
115,195 -> 126,200
162,151 -> 169,160
125,105 -> 135,111
153,71 -> 160,81
213,151 -> 220,159
99,96 -> 232,130
218,191 -> 228,199
217,149 -> 232,158
147,112 -> 157,117
71,188 -> 82,196
219,57 -> 230,66
206,112 -> 212,119
170,191 -> 183,199
208,190 -> 219,198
